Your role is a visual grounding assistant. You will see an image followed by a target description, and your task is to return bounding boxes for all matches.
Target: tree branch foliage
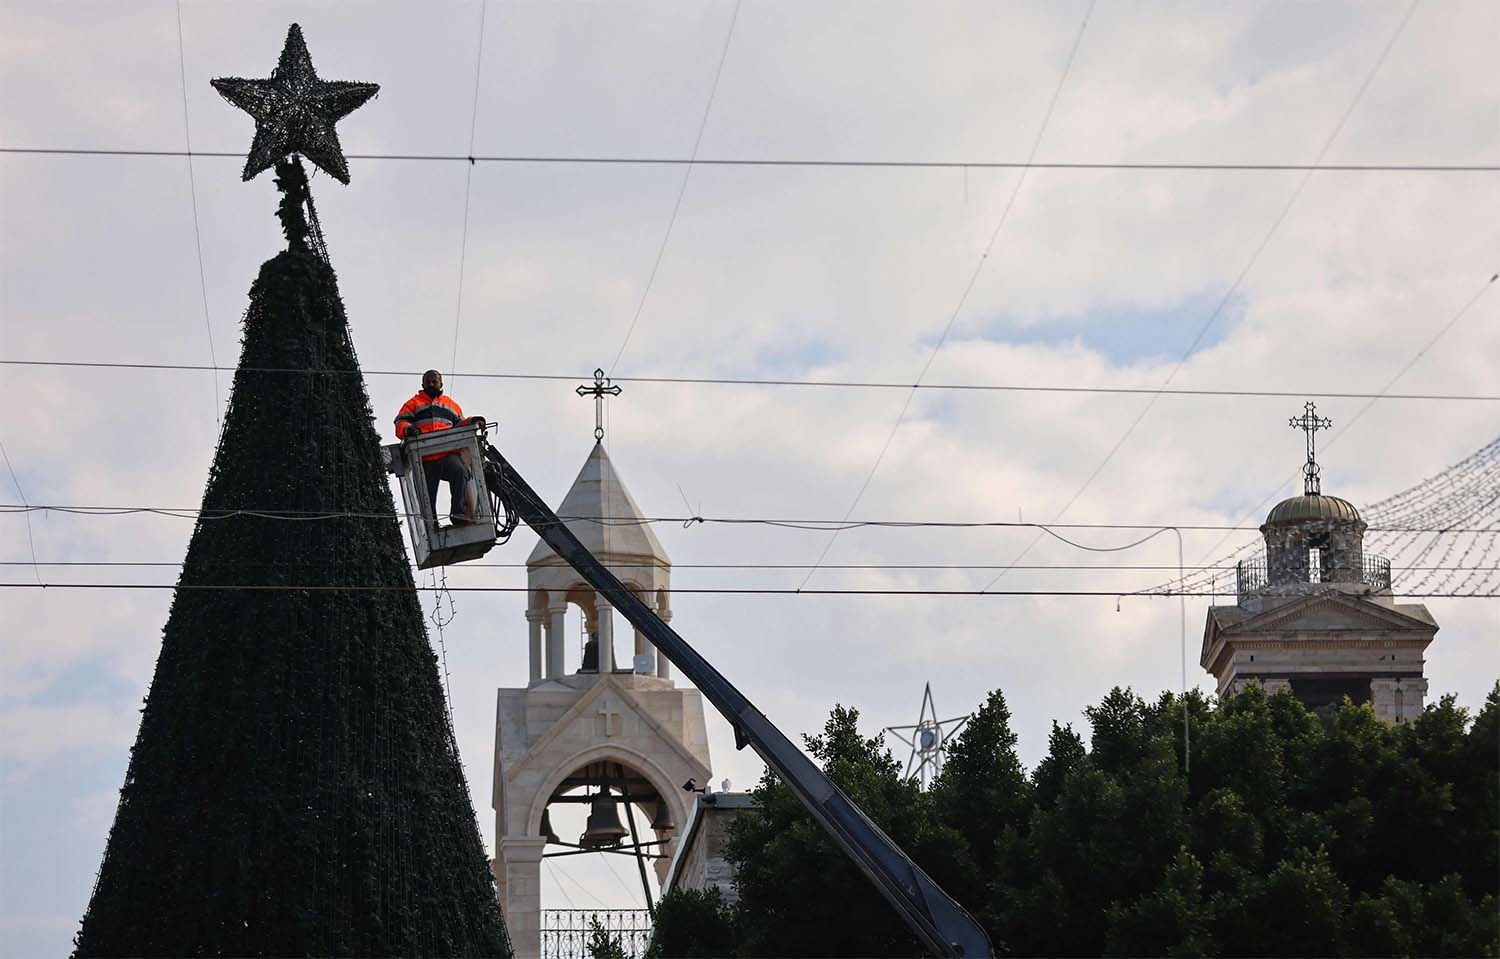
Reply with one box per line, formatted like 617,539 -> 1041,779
651,684 -> 1499,957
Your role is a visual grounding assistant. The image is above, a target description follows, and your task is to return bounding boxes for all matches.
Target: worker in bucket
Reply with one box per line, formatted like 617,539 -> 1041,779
394,369 -> 484,525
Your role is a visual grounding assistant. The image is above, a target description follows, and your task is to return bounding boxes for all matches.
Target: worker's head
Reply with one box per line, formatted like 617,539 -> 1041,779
422,369 -> 444,398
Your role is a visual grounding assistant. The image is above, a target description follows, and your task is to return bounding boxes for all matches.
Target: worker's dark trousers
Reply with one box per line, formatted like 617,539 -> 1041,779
423,454 -> 469,520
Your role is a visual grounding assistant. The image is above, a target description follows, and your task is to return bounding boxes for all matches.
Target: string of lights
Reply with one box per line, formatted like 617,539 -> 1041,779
1144,437 -> 1500,598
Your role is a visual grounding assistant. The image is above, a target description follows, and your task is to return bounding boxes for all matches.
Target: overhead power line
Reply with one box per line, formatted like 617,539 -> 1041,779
3,147 -> 1494,174
1,503 -> 1489,534
5,360 -> 1495,402
0,438 -> 42,586
6,559 -> 1487,573
2,582 -> 1491,599
981,0 -> 1423,593
798,0 -> 1097,592
608,0 -> 742,375
445,0 -> 491,383
173,0 -> 221,436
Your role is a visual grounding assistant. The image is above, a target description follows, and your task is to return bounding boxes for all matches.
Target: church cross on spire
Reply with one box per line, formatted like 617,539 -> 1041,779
1289,400 -> 1333,494
576,368 -> 622,442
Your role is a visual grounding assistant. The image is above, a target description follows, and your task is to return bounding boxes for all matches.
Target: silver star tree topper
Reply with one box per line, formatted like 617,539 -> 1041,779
211,24 -> 378,185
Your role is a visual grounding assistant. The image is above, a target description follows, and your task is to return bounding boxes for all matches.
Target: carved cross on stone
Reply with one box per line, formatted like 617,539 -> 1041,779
596,697 -> 623,738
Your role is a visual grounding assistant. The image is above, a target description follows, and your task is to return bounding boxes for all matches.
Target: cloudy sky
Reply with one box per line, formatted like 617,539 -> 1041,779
2,0 -> 1497,954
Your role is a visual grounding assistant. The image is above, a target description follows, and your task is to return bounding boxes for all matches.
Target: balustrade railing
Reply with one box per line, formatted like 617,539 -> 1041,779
541,909 -> 652,959
1236,553 -> 1391,603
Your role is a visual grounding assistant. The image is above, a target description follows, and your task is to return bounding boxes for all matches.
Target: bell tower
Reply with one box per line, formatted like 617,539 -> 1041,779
490,428 -> 711,959
1201,404 -> 1438,721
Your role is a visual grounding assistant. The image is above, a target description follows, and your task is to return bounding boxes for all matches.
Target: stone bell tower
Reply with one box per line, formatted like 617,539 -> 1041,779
1201,404 -> 1438,722
490,436 -> 711,959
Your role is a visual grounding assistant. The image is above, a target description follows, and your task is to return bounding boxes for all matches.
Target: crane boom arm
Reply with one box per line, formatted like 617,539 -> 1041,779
482,443 -> 991,959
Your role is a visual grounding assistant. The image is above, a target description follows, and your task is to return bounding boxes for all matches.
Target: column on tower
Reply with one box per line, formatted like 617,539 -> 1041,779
655,590 -> 673,681
594,592 -> 615,673
525,609 -> 544,683
631,586 -> 656,674
546,600 -> 567,678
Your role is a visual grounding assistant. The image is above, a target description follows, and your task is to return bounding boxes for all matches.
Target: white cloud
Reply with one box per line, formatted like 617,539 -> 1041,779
2,0 -> 1497,942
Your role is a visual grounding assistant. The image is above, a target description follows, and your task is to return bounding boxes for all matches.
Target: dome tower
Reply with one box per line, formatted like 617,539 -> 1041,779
1201,404 -> 1436,722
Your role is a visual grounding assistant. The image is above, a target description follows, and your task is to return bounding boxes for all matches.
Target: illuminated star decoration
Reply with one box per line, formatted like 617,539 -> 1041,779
882,683 -> 971,791
211,23 -> 378,185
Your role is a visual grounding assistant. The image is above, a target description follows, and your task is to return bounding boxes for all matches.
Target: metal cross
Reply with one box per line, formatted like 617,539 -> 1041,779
576,368 -> 622,442
1289,401 -> 1333,495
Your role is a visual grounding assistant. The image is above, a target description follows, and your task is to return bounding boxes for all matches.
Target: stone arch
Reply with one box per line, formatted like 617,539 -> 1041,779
525,743 -> 692,846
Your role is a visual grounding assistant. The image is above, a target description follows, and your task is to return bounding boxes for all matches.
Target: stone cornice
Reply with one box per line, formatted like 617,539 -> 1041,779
1234,592 -> 1436,634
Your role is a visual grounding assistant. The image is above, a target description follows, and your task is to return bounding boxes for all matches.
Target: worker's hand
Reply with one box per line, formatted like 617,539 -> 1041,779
471,416 -> 487,430
404,425 -> 421,440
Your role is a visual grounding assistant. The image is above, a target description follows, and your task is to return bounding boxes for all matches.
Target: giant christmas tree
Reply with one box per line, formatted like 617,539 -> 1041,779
73,26 -> 510,957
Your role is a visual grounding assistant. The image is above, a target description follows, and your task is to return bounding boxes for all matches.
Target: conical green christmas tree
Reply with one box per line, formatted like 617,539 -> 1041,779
74,29 -> 509,957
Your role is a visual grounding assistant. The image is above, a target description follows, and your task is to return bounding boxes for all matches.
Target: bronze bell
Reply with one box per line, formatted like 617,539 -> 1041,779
539,808 -> 561,845
650,800 -> 675,832
578,794 -> 629,849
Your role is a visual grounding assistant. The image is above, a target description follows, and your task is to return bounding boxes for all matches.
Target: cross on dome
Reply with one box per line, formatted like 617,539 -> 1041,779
1289,401 -> 1333,495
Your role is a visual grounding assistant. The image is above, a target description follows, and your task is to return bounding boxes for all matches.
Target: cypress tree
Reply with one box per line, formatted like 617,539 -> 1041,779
72,155 -> 509,956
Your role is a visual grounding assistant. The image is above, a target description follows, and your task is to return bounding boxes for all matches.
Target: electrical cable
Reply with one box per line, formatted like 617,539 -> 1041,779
4,358 -> 1495,401
173,0 -> 222,436
1165,271 -> 1496,583
2,581 -> 1491,598
4,503 -> 1489,533
0,438 -> 42,586
980,0 -> 1422,593
543,862 -> 577,909
4,147 -> 1494,174
798,0 -> 1097,591
7,559 -> 1486,572
608,0 -> 742,376
447,0 -> 490,383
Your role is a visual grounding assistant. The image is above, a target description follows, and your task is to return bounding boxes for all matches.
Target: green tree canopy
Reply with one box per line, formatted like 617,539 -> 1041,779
652,682 -> 1499,957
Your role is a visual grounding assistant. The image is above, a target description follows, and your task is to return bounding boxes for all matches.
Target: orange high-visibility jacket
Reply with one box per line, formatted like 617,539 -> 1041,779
395,391 -> 469,462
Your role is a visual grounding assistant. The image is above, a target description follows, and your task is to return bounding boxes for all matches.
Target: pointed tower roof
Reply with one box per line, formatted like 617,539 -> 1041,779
528,442 -> 671,568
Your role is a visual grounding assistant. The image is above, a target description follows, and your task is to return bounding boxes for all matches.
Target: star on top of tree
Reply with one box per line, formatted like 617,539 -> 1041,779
211,24 -> 378,185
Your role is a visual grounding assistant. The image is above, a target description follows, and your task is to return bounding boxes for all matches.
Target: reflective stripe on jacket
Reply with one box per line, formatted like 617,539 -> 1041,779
395,392 -> 467,462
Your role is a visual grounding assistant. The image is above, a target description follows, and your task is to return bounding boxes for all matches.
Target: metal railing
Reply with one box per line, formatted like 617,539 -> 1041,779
1236,553 -> 1392,600
541,909 -> 652,959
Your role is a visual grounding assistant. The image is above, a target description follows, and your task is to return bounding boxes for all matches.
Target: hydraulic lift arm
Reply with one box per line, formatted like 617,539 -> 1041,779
482,443 -> 991,959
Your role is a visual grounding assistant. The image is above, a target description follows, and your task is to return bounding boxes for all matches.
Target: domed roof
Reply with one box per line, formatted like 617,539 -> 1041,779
1264,493 -> 1362,525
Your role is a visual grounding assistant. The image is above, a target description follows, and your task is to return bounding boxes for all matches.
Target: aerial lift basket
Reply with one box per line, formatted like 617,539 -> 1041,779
382,425 -> 498,569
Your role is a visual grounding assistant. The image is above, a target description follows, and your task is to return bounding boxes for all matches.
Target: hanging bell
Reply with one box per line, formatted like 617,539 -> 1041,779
539,808 -> 561,845
578,794 -> 629,849
649,800 -> 676,832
